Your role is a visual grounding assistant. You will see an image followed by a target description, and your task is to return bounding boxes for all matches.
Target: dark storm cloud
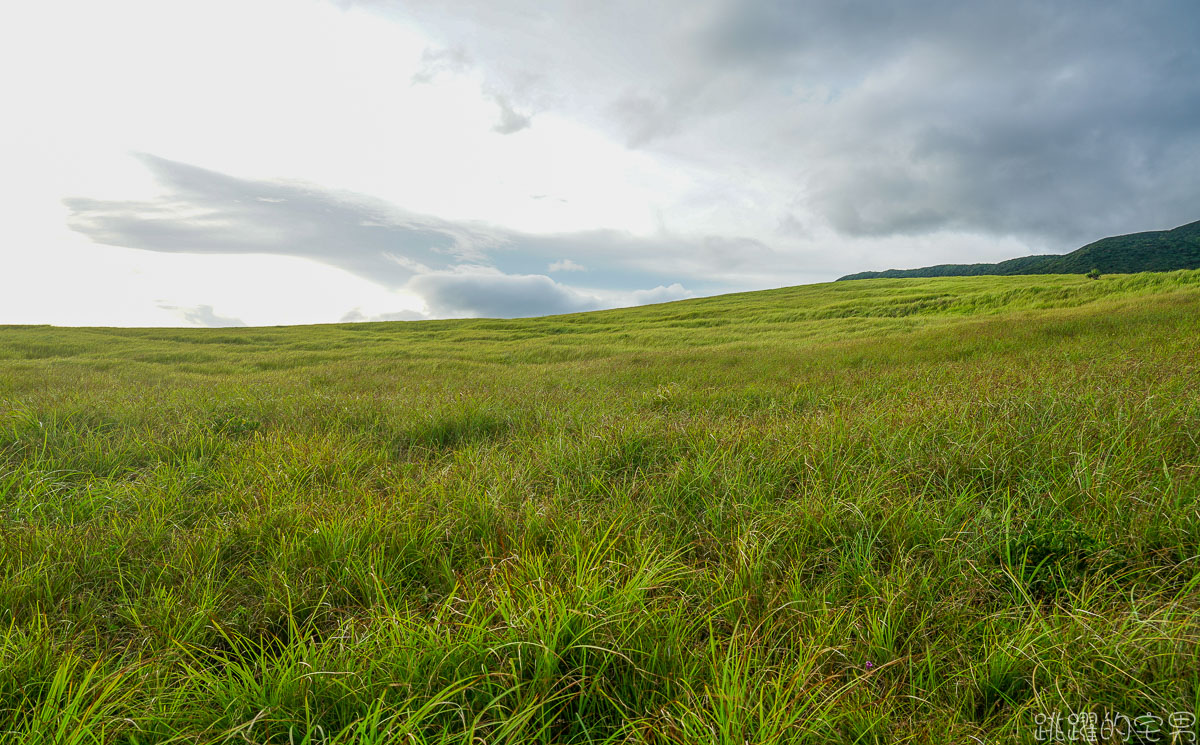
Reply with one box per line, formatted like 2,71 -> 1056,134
361,0 -> 1200,249
758,0 -> 1200,245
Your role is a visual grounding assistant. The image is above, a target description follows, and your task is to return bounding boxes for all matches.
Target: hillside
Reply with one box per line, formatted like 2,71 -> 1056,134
838,219 -> 1200,280
2,272 -> 1200,743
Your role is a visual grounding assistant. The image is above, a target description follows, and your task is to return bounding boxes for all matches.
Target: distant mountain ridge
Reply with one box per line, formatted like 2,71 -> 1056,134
837,219 -> 1200,281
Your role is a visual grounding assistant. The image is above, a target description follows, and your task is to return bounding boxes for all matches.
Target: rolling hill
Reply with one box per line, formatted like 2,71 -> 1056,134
2,272 -> 1200,742
838,219 -> 1200,280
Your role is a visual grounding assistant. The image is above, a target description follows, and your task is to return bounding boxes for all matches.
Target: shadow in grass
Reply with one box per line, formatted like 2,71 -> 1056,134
399,404 -> 518,453
972,659 -> 1034,722
997,517 -> 1116,601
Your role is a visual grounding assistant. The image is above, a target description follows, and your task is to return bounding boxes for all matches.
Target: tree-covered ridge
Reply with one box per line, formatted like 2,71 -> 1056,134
838,219 -> 1200,280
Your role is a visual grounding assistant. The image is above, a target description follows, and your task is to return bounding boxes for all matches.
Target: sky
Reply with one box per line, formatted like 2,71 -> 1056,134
2,0 -> 1199,326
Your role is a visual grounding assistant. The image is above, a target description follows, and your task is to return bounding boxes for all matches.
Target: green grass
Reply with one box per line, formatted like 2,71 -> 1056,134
2,271 -> 1200,743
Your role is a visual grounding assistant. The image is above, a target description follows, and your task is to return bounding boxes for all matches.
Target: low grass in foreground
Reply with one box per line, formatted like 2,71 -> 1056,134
1,271 -> 1200,743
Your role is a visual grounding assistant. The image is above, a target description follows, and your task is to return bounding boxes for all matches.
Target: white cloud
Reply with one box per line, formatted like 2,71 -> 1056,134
403,266 -> 698,319
339,307 -> 426,323
629,283 -> 694,306
490,93 -> 532,135
548,259 -> 587,272
157,304 -> 246,328
404,266 -> 599,318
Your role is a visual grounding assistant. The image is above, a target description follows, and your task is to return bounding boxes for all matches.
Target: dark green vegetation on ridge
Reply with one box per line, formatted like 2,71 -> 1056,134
838,219 -> 1200,280
2,271 -> 1200,743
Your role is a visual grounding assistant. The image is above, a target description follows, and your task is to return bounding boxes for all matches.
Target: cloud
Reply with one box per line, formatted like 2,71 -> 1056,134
410,46 -> 472,84
405,267 -> 692,318
65,155 -> 745,318
157,303 -> 245,327
353,0 -> 1200,248
490,93 -> 532,134
412,45 -> 532,134
405,266 -> 601,318
64,154 -> 486,286
629,283 -> 693,305
64,153 -> 800,284
339,307 -> 426,323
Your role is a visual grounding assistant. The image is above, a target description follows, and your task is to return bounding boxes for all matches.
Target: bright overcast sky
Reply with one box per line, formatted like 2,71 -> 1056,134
3,0 -> 1199,326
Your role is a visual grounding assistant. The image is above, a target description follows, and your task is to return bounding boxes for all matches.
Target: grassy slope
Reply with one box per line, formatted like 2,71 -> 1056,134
2,271 -> 1200,743
838,219 -> 1200,280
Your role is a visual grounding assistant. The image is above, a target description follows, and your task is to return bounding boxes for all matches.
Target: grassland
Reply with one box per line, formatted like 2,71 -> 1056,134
2,271 -> 1200,743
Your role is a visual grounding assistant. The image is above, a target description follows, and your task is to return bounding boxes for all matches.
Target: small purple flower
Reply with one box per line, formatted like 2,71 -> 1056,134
864,661 -> 875,670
